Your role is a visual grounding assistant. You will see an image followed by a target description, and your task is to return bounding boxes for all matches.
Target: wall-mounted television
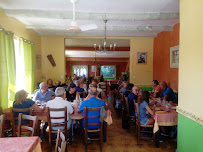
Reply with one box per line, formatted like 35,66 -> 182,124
100,65 -> 116,78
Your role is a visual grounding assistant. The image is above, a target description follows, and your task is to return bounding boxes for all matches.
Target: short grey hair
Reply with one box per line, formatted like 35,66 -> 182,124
39,82 -> 46,89
55,87 -> 65,97
122,81 -> 127,86
89,87 -> 98,96
75,80 -> 79,86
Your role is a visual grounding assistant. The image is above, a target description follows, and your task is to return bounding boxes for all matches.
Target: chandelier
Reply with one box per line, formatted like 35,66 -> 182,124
94,20 -> 116,54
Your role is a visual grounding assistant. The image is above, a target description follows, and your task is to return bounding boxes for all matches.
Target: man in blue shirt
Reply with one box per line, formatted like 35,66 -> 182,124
120,81 -> 128,94
160,81 -> 175,103
127,86 -> 139,116
34,82 -> 54,136
79,87 -> 106,129
34,82 -> 55,102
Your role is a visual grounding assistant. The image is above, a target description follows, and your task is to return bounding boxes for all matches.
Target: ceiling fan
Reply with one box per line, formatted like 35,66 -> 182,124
68,0 -> 98,32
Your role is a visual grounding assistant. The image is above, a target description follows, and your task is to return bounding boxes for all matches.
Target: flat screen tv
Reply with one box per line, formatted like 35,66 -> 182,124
100,65 -> 116,78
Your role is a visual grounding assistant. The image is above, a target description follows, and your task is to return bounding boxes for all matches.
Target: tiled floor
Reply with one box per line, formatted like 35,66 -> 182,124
41,97 -> 177,152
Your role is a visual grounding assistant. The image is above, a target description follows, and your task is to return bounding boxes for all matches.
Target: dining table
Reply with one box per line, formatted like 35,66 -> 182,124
3,102 -> 107,142
150,98 -> 178,147
0,136 -> 42,152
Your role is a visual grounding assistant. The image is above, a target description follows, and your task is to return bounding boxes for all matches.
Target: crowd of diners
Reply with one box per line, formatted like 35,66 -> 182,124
12,74 -> 108,136
117,80 -> 176,126
12,75 -> 176,139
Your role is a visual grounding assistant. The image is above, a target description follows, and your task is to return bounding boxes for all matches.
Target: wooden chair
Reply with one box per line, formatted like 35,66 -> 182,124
124,97 -> 136,125
135,102 -> 153,145
79,91 -> 86,101
0,114 -> 5,137
84,107 -> 104,152
55,129 -> 66,152
98,82 -> 107,95
17,113 -> 37,137
10,107 -> 32,137
47,107 -> 72,151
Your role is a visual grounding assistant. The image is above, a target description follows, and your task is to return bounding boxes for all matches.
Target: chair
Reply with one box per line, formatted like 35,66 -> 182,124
79,91 -> 86,101
124,97 -> 136,125
55,129 -> 67,152
47,107 -> 72,151
10,107 -> 33,137
84,107 -> 104,152
98,82 -> 107,95
135,102 -> 153,145
0,114 -> 5,137
17,113 -> 37,137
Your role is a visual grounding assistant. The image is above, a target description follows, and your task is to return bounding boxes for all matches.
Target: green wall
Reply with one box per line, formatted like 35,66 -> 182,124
178,114 -> 203,152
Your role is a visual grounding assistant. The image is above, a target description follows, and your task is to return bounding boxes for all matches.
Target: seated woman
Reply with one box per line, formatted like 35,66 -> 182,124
138,91 -> 155,125
13,90 -> 45,124
47,78 -> 55,91
66,83 -> 79,102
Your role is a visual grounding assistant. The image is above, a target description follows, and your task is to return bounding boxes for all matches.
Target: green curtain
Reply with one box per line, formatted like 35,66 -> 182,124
0,29 -> 16,109
20,38 -> 35,94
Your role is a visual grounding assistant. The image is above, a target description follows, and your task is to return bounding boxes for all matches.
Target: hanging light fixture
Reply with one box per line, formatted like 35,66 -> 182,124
94,20 -> 116,54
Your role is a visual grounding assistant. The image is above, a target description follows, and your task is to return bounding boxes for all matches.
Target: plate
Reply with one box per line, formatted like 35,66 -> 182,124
155,107 -> 161,111
171,107 -> 176,110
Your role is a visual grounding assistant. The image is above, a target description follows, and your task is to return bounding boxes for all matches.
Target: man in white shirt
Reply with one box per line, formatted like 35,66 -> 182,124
46,87 -> 73,130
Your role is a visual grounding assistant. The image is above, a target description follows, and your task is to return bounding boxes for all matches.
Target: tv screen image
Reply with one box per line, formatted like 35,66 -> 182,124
100,65 -> 116,77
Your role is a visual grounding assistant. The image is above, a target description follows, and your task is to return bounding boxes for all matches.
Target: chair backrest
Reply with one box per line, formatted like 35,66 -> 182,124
55,129 -> 66,152
84,106 -> 104,130
135,102 -> 140,126
0,114 -> 5,138
47,107 -> 67,133
17,113 -> 37,137
98,82 -> 107,94
124,97 -> 130,116
79,91 -> 86,101
10,108 -> 33,136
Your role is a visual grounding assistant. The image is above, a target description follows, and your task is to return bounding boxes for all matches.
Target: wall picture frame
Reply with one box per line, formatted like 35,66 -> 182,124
170,45 -> 179,68
91,65 -> 97,72
137,52 -> 147,64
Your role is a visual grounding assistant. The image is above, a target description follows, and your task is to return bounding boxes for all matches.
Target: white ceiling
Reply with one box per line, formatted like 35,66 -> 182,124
0,0 -> 179,37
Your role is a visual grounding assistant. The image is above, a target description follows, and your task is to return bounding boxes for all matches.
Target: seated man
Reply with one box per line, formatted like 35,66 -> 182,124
127,86 -> 139,116
46,87 -> 73,130
119,81 -> 128,94
34,82 -> 54,135
75,80 -> 85,92
152,80 -> 162,98
79,87 -> 106,129
124,83 -> 134,97
34,82 -> 55,102
160,81 -> 176,103
53,81 -> 61,92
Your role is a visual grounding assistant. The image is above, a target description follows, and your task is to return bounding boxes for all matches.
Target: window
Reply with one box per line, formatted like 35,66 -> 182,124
100,65 -> 116,78
14,38 -> 26,91
72,65 -> 88,77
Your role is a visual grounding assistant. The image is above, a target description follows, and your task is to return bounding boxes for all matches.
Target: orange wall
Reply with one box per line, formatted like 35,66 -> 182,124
153,23 -> 179,90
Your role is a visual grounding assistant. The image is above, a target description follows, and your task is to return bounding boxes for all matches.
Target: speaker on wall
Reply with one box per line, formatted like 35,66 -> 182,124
47,54 -> 56,67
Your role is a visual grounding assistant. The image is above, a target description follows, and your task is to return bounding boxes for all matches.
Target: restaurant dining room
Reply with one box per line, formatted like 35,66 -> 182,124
0,0 -> 203,152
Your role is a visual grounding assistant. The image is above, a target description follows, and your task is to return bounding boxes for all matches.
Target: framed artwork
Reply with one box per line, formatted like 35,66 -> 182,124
137,52 -> 147,64
170,45 -> 179,68
91,65 -> 97,72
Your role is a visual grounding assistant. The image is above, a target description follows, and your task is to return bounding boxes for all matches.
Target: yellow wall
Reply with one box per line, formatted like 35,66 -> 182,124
0,8 -> 42,84
41,36 -> 66,83
41,36 -> 154,86
179,0 -> 203,116
130,37 -> 154,86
